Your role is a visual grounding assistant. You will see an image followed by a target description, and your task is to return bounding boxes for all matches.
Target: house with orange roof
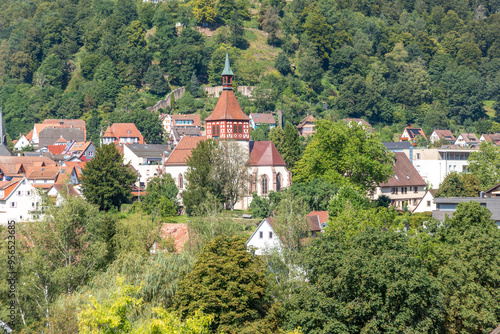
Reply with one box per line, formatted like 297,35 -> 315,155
163,52 -> 291,210
455,133 -> 479,147
297,115 -> 317,137
26,166 -> 61,189
102,123 -> 144,145
430,130 -> 456,145
249,113 -> 276,130
0,156 -> 58,181
66,141 -> 96,161
14,131 -> 33,151
400,126 -> 426,143
0,177 -> 41,224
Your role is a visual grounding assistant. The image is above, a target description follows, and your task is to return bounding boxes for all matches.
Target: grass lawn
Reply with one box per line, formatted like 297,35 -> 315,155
484,100 -> 496,118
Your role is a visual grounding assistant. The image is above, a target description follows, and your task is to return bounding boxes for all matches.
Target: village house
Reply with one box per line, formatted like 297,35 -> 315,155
161,114 -> 201,134
101,123 -> 144,145
400,126 -> 426,143
249,113 -> 276,130
297,115 -> 316,137
374,152 -> 426,211
123,144 -> 172,187
413,189 -> 437,213
479,133 -> 500,145
455,133 -> 479,147
0,156 -> 58,181
65,141 -> 96,161
169,127 -> 201,146
430,130 -> 456,145
0,177 -> 41,224
246,212 -> 327,255
485,182 -> 500,197
342,118 -> 372,131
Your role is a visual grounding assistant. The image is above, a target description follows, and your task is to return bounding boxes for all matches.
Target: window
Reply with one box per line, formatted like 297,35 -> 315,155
427,200 -> 431,207
10,202 -> 16,208
212,125 -> 215,135
32,202 -> 35,207
261,176 -> 268,195
276,173 -> 282,191
269,232 -> 273,239
414,187 -> 418,193
216,125 -> 220,135
259,231 -> 263,239
26,191 -> 31,196
238,125 -> 242,133
89,151 -> 94,157
178,174 -> 183,189
17,190 -> 22,195
233,124 -> 237,133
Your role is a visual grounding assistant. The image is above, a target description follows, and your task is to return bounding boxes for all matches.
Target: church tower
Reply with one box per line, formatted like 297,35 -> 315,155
0,106 -> 12,156
205,51 -> 250,149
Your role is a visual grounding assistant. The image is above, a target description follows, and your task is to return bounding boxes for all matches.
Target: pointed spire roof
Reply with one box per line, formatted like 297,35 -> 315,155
205,90 -> 250,121
221,50 -> 234,76
0,106 -> 6,144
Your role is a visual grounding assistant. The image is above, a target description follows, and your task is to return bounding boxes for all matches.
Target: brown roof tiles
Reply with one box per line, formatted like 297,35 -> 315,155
379,152 -> 426,187
205,90 -> 250,121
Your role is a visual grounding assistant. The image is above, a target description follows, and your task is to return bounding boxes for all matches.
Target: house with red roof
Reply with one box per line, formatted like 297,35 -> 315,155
249,113 -> 276,130
430,130 -> 456,145
297,115 -> 317,137
0,177 -> 41,224
163,52 -> 291,209
31,119 -> 86,146
455,133 -> 479,147
101,123 -> 144,145
161,113 -> 202,134
479,133 -> 500,145
400,126 -> 426,143
374,152 -> 427,211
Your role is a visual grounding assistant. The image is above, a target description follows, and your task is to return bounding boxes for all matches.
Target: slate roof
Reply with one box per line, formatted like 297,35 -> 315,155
171,127 -> 201,142
379,152 -> 426,187
205,89 -> 250,121
297,115 -> 316,129
0,144 -> 12,156
250,113 -> 276,124
103,123 -> 144,144
164,136 -> 206,166
383,142 -> 412,150
248,141 -> 286,166
171,114 -> 202,128
433,197 -> 500,221
126,144 -> 172,159
36,119 -> 86,140
38,127 -> 85,147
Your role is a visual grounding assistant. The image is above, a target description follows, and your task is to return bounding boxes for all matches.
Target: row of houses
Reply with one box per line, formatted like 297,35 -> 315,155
401,126 -> 500,148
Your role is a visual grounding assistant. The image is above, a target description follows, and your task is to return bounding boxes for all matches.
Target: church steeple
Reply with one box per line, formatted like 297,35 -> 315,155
221,50 -> 234,90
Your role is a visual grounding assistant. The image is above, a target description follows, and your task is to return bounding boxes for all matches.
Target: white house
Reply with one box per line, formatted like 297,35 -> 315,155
455,133 -> 479,147
123,144 -> 171,187
430,130 -> 456,145
413,189 -> 437,213
246,218 -> 282,255
14,134 -> 31,151
0,177 -> 41,225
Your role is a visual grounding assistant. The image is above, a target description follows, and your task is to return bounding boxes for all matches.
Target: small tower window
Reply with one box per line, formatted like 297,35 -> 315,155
212,125 -> 215,135
217,125 -> 220,135
238,125 -> 242,133
233,124 -> 237,133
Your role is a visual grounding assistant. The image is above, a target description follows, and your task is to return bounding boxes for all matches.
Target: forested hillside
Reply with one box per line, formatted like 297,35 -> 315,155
1,0 -> 500,143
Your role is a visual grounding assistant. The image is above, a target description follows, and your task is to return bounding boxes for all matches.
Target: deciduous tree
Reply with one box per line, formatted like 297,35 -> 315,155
468,141 -> 500,189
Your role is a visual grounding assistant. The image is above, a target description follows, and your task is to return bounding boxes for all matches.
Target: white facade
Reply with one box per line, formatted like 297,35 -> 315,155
246,218 -> 282,255
374,185 -> 426,211
0,178 -> 41,225
164,165 -> 189,201
413,190 -> 436,213
14,135 -> 31,151
405,148 -> 473,189
122,145 -> 165,187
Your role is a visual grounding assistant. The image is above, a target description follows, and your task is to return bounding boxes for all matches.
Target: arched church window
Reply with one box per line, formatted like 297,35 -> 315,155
178,174 -> 183,189
261,175 -> 268,196
276,173 -> 282,191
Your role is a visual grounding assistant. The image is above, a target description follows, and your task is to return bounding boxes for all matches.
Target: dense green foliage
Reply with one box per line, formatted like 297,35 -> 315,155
468,141 -> 500,189
175,235 -> 269,332
435,171 -> 481,197
294,120 -> 394,193
141,173 -> 179,217
81,143 -> 137,210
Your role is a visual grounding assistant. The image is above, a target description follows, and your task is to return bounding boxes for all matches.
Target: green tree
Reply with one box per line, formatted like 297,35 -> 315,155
189,71 -> 200,97
175,235 -> 269,332
275,51 -> 292,76
283,229 -> 444,333
143,64 -> 170,96
468,141 -> 500,189
192,0 -> 217,24
141,173 -> 179,217
282,122 -> 301,170
81,144 -> 137,211
435,172 -> 481,197
293,120 -> 394,194
80,54 -> 101,80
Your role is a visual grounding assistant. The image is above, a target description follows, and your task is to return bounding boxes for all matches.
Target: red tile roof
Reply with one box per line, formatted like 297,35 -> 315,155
159,223 -> 189,252
433,130 -> 456,141
248,141 -> 286,166
164,136 -> 206,166
297,115 -> 316,129
171,114 -> 202,127
25,130 -> 33,142
306,211 -> 328,231
250,113 -> 276,124
26,166 -> 60,180
0,178 -> 22,200
458,133 -> 479,143
103,123 -> 144,144
205,90 -> 250,121
0,157 -> 58,176
46,145 -> 66,155
379,152 -> 426,187
36,119 -> 87,140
